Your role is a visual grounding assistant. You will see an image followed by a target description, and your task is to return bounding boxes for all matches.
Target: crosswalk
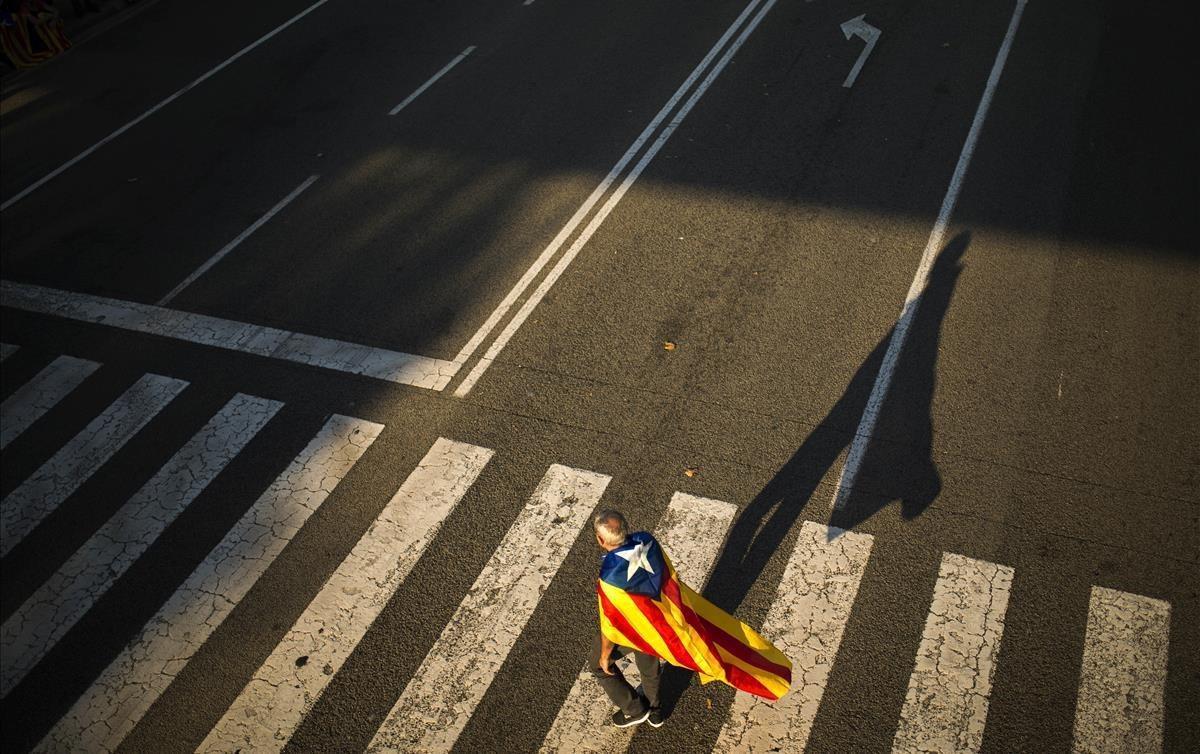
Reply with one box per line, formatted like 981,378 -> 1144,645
0,347 -> 1177,753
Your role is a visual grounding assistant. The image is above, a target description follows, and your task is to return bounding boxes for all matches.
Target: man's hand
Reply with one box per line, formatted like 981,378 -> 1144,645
600,634 -> 616,675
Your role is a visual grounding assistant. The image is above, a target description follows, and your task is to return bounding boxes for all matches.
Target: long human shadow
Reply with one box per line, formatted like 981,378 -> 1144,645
653,231 -> 970,717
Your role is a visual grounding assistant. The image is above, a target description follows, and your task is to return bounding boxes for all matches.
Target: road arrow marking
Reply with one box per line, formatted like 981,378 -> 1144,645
840,14 -> 881,88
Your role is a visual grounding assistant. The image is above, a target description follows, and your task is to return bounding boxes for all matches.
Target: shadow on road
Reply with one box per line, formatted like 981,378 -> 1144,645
649,230 -> 969,720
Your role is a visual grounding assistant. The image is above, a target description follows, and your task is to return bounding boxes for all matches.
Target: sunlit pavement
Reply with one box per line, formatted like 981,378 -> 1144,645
1,1 -> 1195,752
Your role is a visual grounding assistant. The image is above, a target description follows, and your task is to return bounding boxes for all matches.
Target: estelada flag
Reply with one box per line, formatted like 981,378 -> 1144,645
596,531 -> 791,701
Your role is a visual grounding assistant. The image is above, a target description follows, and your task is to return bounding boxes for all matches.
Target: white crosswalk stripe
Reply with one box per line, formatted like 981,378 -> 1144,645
0,393 -> 282,698
1072,587 -> 1170,754
366,463 -> 611,753
198,437 -> 493,754
0,373 -> 189,558
715,522 -> 874,753
35,414 -> 382,754
892,553 -> 1014,753
541,492 -> 737,753
0,355 -> 100,449
0,385 -> 1177,752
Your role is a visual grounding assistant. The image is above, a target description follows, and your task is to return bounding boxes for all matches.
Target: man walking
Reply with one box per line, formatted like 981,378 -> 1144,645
590,508 -> 792,731
591,509 -> 664,728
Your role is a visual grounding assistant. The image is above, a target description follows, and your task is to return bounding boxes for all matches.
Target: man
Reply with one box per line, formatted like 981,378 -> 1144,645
590,508 -> 792,731
591,509 -> 664,728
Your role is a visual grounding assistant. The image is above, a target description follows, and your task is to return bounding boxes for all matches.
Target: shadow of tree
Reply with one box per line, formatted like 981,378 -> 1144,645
650,230 -> 970,718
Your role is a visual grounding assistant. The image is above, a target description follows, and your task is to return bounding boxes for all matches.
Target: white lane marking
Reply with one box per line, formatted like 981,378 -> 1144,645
0,373 -> 189,558
157,175 -> 320,305
0,281 -> 457,390
447,0 -> 769,391
453,0 -> 780,397
0,393 -> 281,698
367,464 -> 611,753
541,492 -> 736,754
892,553 -> 1014,754
0,0 -> 332,212
35,414 -> 381,753
715,521 -> 873,753
388,46 -> 476,116
0,355 -> 101,449
830,0 -> 1027,510
0,343 -> 17,361
1072,587 -> 1170,754
840,15 -> 881,88
199,437 -> 493,754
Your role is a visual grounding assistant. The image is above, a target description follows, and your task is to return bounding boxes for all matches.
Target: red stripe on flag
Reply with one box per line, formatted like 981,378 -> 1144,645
597,584 -> 657,657
722,659 -> 780,701
662,577 -> 791,682
659,574 -> 724,669
627,593 -> 704,673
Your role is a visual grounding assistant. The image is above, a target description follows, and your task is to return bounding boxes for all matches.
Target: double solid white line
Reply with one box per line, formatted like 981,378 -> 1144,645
450,0 -> 781,396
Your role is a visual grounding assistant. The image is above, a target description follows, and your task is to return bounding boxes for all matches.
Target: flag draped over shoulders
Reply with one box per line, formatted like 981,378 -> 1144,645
596,532 -> 791,701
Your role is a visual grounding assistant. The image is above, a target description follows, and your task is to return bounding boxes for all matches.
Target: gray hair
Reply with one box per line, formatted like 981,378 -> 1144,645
593,509 -> 629,547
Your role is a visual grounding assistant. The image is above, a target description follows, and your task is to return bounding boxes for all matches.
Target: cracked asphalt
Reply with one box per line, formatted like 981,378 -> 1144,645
1,0 -> 1196,752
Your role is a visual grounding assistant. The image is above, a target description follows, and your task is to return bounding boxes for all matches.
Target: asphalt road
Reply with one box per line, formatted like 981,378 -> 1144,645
1,0 -> 1196,752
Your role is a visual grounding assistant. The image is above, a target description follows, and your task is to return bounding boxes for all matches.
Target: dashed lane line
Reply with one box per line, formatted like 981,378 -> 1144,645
540,492 -> 737,753
892,553 -> 1014,753
198,437 -> 493,753
388,46 -> 476,115
0,373 -> 189,558
0,355 -> 101,449
714,522 -> 874,754
1072,587 -> 1170,754
0,0 -> 333,212
366,464 -> 611,753
0,393 -> 282,697
157,175 -> 320,306
35,414 -> 382,753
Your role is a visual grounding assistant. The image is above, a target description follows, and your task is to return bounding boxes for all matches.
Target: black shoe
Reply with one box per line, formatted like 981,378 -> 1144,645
611,709 -> 650,728
647,708 -> 664,728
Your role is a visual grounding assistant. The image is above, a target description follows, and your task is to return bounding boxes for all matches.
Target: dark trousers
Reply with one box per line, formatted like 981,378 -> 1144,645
589,634 -> 662,717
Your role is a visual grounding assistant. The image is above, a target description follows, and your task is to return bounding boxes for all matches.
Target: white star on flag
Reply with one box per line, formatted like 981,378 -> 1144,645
615,541 -> 655,580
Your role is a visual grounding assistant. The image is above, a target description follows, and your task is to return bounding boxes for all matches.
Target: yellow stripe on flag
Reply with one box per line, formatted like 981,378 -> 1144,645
597,594 -> 638,651
599,581 -> 684,668
713,643 -> 791,700
679,581 -> 791,670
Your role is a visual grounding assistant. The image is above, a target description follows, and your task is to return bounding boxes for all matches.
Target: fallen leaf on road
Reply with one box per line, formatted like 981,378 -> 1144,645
684,467 -> 699,478
663,341 -> 677,351
706,698 -> 712,709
